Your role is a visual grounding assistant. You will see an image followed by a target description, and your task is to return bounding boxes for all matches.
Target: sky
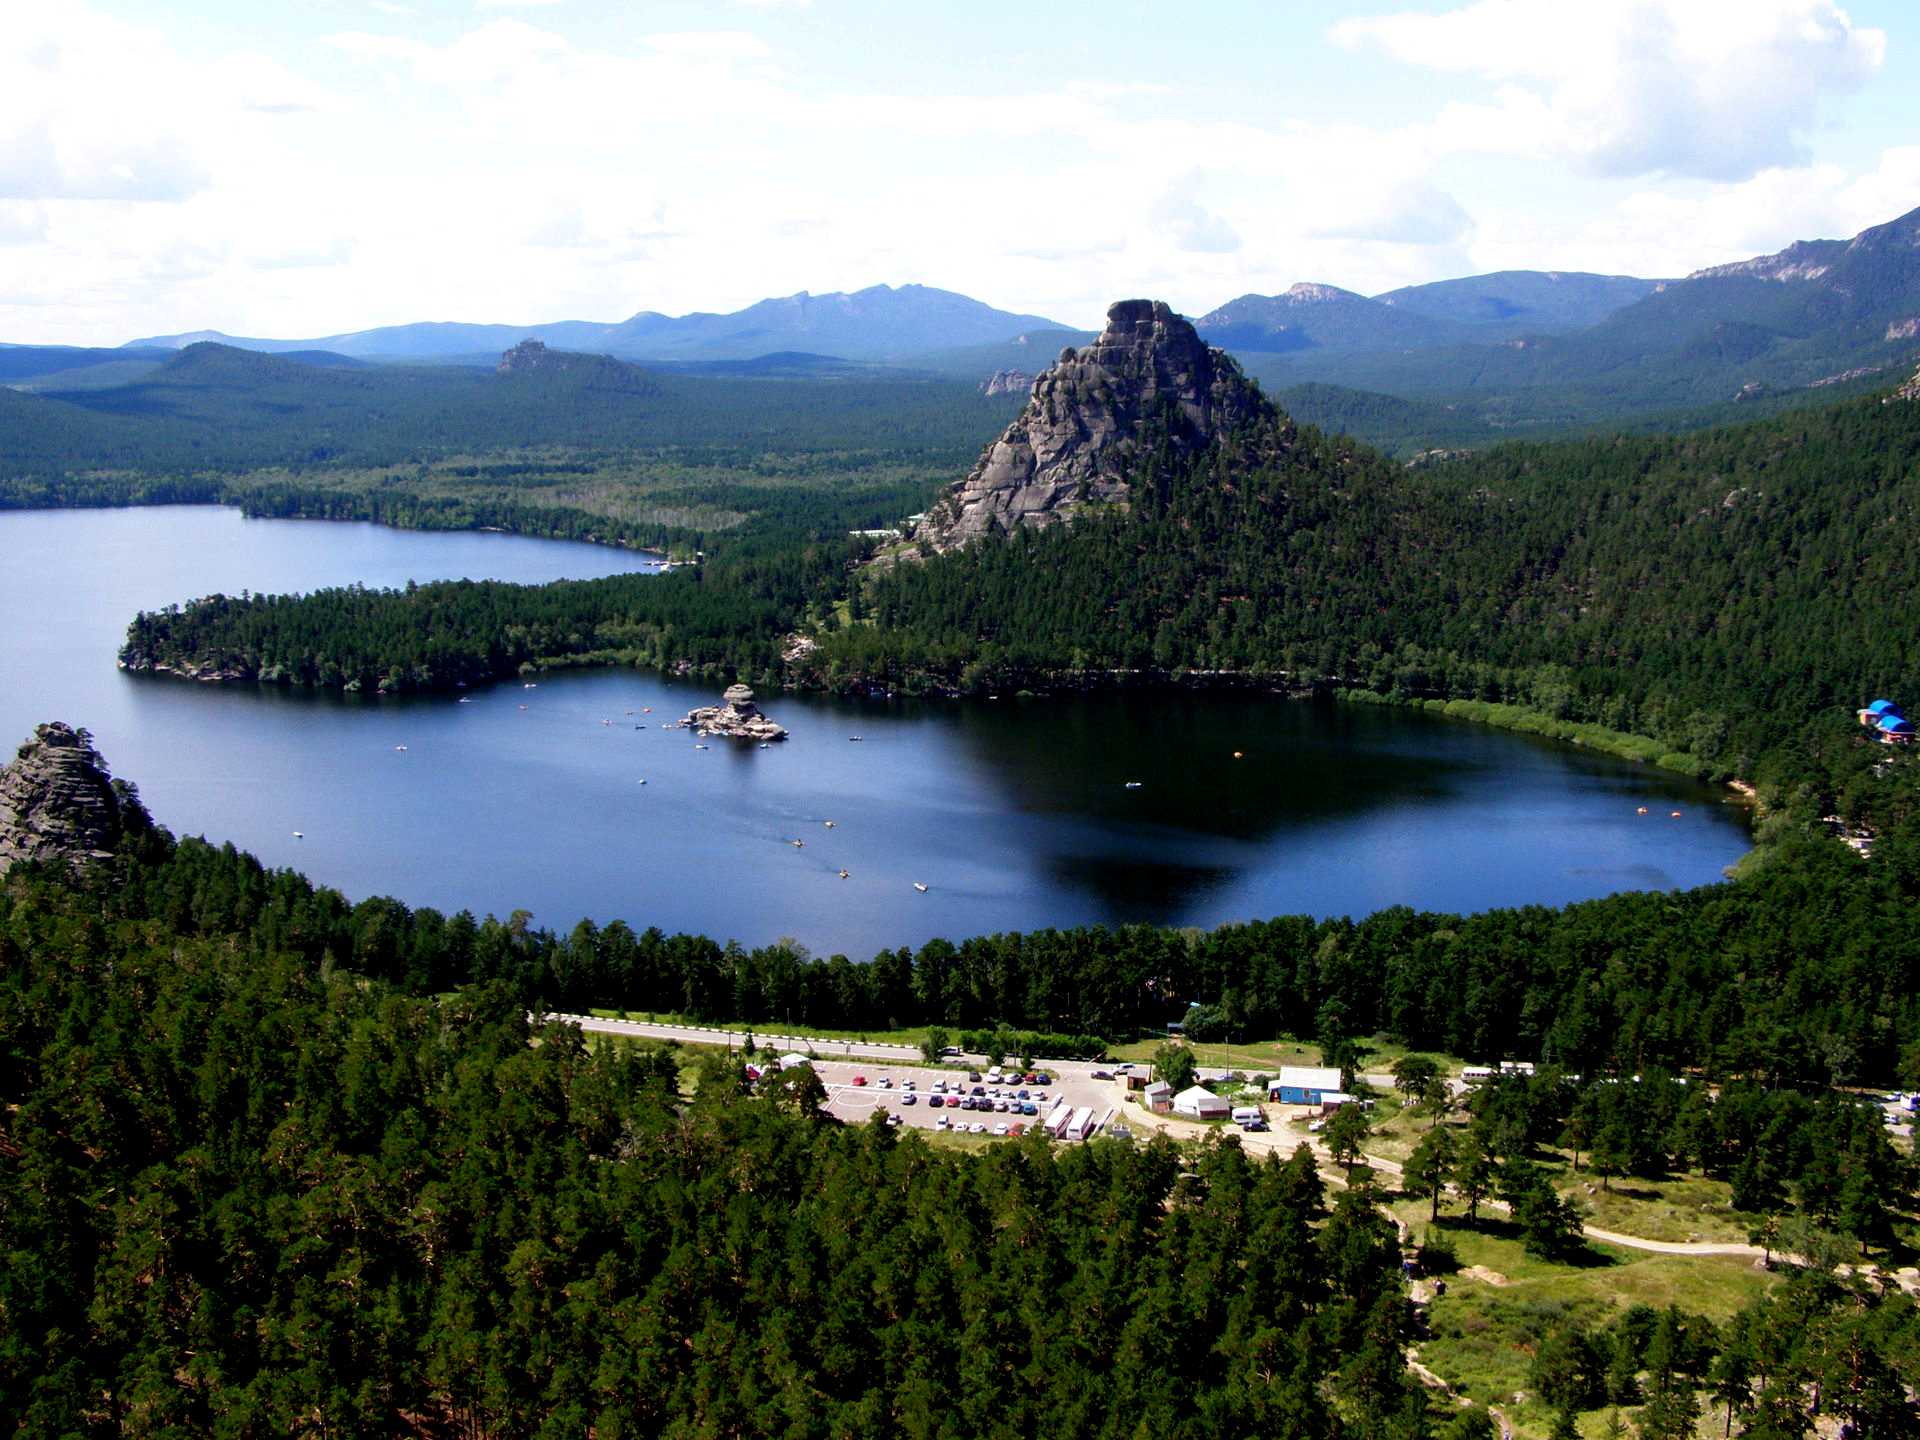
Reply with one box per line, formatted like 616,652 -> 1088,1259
3,0 -> 1918,345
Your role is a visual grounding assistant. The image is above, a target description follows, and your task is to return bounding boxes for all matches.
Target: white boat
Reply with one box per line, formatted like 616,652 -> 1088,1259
395,745 -> 408,752
848,736 -> 864,742
823,820 -> 836,828
1123,781 -> 1142,789
636,779 -> 647,786
914,882 -> 928,893
694,743 -> 709,751
292,831 -> 303,839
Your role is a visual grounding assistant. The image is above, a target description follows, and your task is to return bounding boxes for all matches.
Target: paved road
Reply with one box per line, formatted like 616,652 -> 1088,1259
542,1013 -> 929,1063
539,1014 -> 1121,1083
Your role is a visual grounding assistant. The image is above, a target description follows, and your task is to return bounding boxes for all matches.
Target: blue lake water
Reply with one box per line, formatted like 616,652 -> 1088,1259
1,505 -> 1753,955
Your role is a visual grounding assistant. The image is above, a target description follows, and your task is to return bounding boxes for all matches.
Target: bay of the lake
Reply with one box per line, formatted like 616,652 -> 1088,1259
2,506 -> 1753,955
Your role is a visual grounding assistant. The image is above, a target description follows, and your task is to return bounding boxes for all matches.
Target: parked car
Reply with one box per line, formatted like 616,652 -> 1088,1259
968,1071 -> 981,1082
886,1113 -> 902,1127
852,1075 -> 867,1086
992,1122 -> 1010,1136
1092,1069 -> 1112,1080
1009,1123 -> 1025,1137
1021,1103 -> 1038,1116
877,1077 -> 892,1089
969,1122 -> 987,1134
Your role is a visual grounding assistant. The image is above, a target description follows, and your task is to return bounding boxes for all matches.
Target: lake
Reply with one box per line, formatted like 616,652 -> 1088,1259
1,505 -> 1753,955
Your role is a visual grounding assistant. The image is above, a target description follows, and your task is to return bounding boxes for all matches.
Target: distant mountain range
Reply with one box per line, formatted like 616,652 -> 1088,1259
2,204 -> 1916,443
121,284 -> 1068,366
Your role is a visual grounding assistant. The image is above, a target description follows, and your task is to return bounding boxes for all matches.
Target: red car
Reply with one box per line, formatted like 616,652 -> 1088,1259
852,1075 -> 867,1086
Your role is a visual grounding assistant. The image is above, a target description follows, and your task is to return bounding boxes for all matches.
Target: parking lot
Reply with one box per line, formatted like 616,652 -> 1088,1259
808,1059 -> 1124,1140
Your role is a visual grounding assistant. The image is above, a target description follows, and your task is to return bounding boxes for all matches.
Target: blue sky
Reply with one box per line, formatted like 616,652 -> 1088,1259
3,1 -> 1916,344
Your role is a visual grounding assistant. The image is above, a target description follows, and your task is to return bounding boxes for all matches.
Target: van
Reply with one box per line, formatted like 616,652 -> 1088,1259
1231,1107 -> 1262,1125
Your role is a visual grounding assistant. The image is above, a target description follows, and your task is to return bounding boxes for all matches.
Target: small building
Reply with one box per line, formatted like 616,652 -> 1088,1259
1268,1065 -> 1343,1106
1318,1091 -> 1358,1114
1859,700 -> 1914,744
1173,1085 -> 1230,1119
1144,1080 -> 1174,1113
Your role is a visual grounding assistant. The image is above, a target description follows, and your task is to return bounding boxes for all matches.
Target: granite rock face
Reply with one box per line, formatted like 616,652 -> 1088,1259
681,684 -> 788,741
1893,362 -> 1920,403
980,368 -> 1036,397
914,300 -> 1284,551
0,723 -> 148,876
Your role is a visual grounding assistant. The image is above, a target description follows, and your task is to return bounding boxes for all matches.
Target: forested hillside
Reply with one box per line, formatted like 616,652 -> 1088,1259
0,832 -> 1415,1438
832,389 -> 1920,814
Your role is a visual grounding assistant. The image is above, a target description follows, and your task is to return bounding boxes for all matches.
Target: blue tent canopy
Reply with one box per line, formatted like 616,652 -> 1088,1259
1867,699 -> 1903,715
1880,717 -> 1915,735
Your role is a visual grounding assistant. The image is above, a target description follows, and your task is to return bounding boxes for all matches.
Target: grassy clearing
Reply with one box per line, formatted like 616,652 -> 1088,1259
1394,1199 -> 1778,1440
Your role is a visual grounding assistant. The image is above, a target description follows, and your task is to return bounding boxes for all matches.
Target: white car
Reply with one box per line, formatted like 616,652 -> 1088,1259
992,1121 -> 1010,1136
935,1115 -> 950,1131
969,1122 -> 987,1134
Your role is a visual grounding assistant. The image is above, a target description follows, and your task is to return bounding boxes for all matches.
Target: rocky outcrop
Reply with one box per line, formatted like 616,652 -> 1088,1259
914,300 -> 1286,551
1892,363 -> 1920,404
0,723 -> 149,876
980,369 -> 1035,397
681,684 -> 788,741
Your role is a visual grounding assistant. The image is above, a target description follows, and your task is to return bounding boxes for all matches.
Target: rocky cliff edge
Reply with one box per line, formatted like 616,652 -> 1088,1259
914,299 -> 1285,551
0,723 -> 151,877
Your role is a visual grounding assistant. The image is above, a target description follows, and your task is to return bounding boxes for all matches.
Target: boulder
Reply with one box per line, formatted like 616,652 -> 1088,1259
682,684 -> 788,741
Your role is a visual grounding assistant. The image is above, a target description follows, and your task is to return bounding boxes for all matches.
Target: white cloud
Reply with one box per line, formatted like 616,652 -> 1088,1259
476,0 -> 561,10
1152,175 -> 1241,254
1335,0 -> 1884,181
0,201 -> 47,245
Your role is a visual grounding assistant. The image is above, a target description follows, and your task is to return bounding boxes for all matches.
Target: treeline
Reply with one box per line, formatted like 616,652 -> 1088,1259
0,341 -> 1021,479
830,390 -> 1920,821
1,850 -> 1440,1439
100,796 -> 1920,1089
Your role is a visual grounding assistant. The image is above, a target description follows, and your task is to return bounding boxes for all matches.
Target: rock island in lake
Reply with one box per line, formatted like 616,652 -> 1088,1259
682,684 -> 788,742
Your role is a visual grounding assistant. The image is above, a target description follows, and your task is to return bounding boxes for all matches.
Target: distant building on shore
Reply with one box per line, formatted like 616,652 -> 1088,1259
1858,699 -> 1914,743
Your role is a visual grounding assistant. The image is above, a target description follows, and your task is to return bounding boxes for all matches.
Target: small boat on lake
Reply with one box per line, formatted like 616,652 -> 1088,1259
823,820 -> 836,828
849,736 -> 864,742
292,831 -> 303,839
914,882 -> 928,893
838,869 -> 850,880
1124,781 -> 1142,789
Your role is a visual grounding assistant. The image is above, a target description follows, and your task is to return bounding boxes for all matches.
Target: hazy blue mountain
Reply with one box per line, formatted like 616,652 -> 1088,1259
1196,283 -> 1471,355
122,285 -> 1070,364
903,327 -> 1099,378
1223,204 -> 1920,427
0,344 -> 175,386
1373,271 -> 1662,335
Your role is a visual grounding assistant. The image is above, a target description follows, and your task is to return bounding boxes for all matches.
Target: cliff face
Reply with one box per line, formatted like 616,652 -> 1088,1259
915,300 -> 1284,551
0,723 -> 149,876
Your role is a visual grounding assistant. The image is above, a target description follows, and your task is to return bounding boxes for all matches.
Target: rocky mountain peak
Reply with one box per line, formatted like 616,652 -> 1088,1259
1284,282 -> 1360,304
0,722 -> 150,877
912,299 -> 1284,551
498,339 -> 558,373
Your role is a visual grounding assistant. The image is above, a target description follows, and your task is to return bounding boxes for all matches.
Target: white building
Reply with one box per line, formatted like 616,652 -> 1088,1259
1144,1080 -> 1174,1114
1173,1085 -> 1230,1119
